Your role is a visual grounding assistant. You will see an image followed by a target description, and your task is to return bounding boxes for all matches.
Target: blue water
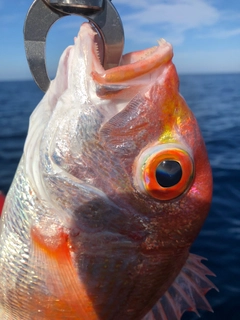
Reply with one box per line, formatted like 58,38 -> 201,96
0,74 -> 239,319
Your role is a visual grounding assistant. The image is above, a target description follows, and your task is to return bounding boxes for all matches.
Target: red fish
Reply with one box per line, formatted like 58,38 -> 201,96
0,192 -> 5,216
0,23 -> 216,319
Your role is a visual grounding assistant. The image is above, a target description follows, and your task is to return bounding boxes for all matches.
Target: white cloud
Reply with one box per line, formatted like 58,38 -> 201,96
116,0 -> 221,47
113,0 -> 148,8
121,0 -> 220,29
199,28 -> 240,39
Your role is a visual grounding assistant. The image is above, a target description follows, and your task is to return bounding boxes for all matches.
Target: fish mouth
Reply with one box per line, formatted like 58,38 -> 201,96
80,22 -> 173,96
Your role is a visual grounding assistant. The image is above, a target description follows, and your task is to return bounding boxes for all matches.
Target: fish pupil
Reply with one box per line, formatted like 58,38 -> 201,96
155,160 -> 182,187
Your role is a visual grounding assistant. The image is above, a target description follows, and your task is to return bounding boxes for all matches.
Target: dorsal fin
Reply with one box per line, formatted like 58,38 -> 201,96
142,253 -> 218,320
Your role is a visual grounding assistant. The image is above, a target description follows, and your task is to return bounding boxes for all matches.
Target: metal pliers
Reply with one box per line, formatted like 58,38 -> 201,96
24,0 -> 124,92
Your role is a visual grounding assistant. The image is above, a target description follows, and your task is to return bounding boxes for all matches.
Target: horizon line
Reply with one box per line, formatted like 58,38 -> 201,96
1,71 -> 240,83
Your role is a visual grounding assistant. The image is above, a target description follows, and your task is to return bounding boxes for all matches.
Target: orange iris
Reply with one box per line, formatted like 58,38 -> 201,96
142,147 -> 194,200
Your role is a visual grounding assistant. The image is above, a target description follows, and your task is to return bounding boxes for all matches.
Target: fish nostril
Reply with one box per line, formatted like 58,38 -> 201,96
155,160 -> 182,187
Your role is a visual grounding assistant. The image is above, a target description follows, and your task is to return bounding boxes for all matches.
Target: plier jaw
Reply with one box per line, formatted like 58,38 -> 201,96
24,0 -> 124,92
48,0 -> 103,15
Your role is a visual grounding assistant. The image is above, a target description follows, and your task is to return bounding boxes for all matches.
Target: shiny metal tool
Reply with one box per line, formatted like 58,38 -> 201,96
24,0 -> 124,92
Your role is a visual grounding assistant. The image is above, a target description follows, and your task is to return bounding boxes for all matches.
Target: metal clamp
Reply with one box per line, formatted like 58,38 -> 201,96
24,0 -> 124,92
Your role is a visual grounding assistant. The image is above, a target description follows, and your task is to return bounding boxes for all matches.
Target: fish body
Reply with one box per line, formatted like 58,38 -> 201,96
0,23 -> 215,319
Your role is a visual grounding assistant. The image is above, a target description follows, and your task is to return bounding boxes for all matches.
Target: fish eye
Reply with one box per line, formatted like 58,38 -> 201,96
134,144 -> 194,201
155,160 -> 182,187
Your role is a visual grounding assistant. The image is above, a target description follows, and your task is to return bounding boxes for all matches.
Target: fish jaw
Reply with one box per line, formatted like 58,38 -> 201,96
92,38 -> 173,84
70,22 -> 173,102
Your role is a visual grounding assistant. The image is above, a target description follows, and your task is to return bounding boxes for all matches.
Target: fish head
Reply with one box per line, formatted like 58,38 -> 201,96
60,23 -> 212,252
26,21 -> 213,261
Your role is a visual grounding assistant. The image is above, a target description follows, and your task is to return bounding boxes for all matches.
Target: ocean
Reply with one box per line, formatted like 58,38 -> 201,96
0,74 -> 239,320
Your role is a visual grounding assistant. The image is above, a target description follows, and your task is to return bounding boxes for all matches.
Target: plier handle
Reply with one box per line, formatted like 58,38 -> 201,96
24,0 -> 124,92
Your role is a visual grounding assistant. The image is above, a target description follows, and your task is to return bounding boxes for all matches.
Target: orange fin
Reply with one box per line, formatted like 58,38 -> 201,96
31,226 -> 98,319
142,253 -> 218,320
0,191 -> 5,216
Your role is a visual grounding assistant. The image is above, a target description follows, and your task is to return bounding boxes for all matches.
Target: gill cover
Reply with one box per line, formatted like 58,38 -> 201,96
134,143 -> 194,201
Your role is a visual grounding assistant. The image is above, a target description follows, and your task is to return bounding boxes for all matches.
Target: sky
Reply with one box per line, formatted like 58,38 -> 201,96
0,0 -> 240,81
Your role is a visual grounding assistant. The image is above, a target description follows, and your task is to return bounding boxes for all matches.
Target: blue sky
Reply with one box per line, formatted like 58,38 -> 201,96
0,0 -> 240,81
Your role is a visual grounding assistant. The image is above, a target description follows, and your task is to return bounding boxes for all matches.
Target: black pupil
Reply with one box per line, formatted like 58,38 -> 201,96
156,160 -> 182,188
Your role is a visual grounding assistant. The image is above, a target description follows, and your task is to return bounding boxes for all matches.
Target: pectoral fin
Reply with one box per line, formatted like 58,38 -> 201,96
142,253 -> 218,320
30,226 -> 98,319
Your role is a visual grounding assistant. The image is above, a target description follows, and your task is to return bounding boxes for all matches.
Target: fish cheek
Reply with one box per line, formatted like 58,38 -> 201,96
157,163 -> 212,248
132,147 -> 211,251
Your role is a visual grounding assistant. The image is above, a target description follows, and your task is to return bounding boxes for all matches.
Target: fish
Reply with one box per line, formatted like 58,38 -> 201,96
0,22 -> 217,319
0,192 -> 5,215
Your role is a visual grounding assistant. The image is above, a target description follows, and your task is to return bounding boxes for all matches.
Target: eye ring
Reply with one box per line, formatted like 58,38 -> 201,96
134,144 -> 194,201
